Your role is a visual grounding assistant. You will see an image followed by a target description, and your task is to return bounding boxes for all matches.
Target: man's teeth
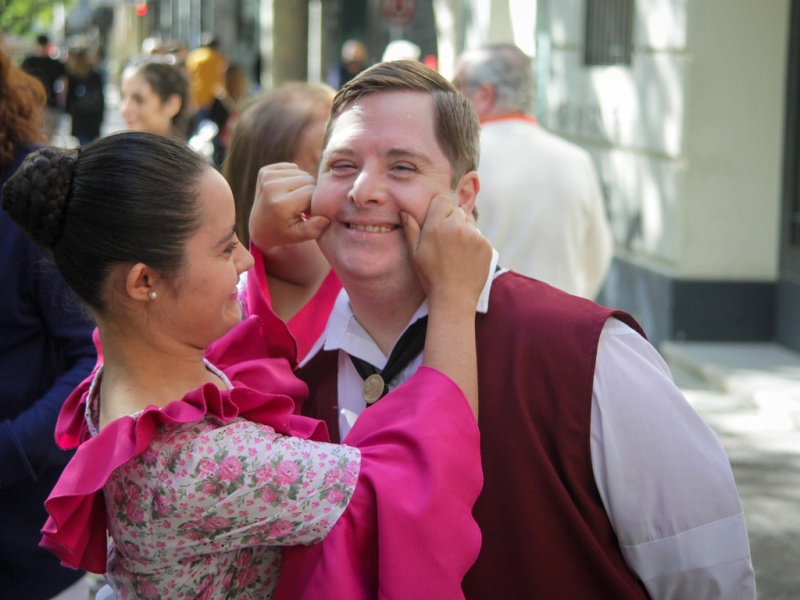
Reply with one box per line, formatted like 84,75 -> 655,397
350,223 -> 393,233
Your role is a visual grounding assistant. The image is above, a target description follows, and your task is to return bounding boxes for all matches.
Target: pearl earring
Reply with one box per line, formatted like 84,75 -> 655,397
148,290 -> 157,300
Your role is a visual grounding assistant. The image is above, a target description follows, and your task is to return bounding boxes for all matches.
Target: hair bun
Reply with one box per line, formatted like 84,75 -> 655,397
2,146 -> 78,248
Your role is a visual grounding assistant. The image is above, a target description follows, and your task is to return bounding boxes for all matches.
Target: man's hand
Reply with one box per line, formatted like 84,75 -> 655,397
248,163 -> 331,252
403,195 -> 492,311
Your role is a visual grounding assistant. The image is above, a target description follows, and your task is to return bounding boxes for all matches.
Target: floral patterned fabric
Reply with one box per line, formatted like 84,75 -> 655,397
100,400 -> 359,599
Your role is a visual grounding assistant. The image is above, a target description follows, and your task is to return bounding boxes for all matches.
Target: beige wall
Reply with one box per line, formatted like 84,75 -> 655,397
538,0 -> 789,281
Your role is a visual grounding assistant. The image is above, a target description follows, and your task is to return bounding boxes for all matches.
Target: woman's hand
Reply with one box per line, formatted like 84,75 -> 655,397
248,163 -> 330,252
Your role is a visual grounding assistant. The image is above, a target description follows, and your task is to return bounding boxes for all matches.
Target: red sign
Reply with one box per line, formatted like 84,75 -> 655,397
383,0 -> 416,26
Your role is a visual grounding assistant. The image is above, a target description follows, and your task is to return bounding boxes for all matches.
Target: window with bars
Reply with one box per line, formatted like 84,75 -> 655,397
584,0 -> 635,66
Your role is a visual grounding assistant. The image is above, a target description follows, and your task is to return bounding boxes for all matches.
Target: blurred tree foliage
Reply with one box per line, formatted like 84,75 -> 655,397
0,0 -> 76,36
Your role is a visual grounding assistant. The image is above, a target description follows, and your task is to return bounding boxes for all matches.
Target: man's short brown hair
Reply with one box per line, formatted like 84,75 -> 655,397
325,60 -> 481,187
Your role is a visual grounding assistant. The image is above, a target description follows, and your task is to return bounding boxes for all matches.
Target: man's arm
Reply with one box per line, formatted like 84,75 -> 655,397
591,319 -> 755,599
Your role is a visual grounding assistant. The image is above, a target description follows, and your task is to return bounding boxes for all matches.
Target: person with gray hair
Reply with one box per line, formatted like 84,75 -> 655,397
455,43 -> 613,299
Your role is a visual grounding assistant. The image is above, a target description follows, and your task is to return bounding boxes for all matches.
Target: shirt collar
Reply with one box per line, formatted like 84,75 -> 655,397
304,249 -> 501,367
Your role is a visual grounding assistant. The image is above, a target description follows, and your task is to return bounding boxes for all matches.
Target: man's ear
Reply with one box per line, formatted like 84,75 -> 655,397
124,263 -> 160,301
455,170 -> 480,217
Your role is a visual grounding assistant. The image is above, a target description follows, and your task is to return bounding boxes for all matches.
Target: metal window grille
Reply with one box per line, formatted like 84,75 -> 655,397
584,0 -> 635,66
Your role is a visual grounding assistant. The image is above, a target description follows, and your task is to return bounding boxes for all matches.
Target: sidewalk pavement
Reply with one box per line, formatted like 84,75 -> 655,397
662,341 -> 800,600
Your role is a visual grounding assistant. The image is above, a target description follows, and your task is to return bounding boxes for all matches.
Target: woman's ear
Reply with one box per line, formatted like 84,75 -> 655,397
164,93 -> 182,121
125,263 -> 160,301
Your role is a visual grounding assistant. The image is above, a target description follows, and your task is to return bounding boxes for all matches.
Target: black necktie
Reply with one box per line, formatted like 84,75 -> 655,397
349,316 -> 429,405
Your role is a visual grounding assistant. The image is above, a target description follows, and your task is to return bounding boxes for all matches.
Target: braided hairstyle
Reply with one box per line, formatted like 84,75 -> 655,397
2,131 -> 210,313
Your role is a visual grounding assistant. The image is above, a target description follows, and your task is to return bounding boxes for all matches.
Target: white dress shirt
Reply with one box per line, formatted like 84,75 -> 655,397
300,257 -> 755,599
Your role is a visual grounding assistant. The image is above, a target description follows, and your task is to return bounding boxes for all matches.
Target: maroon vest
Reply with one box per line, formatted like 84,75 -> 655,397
296,272 -> 651,599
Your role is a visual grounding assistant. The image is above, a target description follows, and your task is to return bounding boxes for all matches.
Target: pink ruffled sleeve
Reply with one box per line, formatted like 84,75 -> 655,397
275,366 -> 483,600
246,245 -> 341,363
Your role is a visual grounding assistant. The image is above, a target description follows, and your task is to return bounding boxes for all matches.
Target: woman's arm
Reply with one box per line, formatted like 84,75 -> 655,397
402,195 -> 492,419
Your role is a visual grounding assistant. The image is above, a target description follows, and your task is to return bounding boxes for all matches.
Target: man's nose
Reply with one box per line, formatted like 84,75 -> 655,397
348,168 -> 388,207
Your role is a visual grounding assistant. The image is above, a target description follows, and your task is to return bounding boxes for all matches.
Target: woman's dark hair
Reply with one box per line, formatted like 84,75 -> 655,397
2,131 -> 210,313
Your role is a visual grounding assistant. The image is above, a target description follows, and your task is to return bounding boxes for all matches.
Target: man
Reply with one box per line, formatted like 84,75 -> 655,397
454,44 -> 613,299
21,35 -> 67,142
249,60 -> 755,598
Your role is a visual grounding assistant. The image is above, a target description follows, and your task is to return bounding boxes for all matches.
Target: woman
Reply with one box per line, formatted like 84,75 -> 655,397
0,34 -> 97,600
223,83 -> 337,359
119,60 -> 190,137
2,131 -> 490,599
65,47 -> 105,145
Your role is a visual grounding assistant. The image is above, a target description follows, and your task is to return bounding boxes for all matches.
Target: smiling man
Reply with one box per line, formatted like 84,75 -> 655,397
250,60 -> 755,599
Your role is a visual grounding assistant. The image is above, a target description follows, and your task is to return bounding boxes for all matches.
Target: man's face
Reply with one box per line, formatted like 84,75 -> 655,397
310,91 -> 476,292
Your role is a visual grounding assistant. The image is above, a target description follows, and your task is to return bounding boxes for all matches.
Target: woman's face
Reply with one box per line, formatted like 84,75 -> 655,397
119,72 -> 179,135
292,109 -> 329,179
152,169 -> 254,350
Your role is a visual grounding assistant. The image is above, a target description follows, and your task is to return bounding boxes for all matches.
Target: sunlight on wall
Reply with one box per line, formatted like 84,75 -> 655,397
510,0 -> 537,56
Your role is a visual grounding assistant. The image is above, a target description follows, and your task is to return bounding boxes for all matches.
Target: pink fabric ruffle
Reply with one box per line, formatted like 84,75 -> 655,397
247,246 -> 341,363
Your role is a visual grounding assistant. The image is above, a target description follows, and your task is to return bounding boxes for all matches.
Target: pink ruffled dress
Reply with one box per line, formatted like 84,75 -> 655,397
40,272 -> 482,599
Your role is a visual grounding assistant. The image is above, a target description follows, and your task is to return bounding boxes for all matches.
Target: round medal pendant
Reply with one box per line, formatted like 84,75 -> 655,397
362,373 -> 385,404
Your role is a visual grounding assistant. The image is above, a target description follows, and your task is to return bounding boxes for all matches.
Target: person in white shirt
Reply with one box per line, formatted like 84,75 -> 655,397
454,43 -> 613,299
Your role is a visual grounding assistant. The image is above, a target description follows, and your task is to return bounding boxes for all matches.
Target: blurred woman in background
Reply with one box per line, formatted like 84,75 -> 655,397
119,60 -> 190,138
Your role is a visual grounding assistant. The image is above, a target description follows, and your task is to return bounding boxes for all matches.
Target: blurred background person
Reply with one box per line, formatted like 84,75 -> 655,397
184,32 -> 227,122
381,39 -> 421,62
454,44 -> 614,299
64,47 -> 105,146
119,60 -> 190,138
222,82 -> 337,360
204,63 -> 251,168
20,34 -> 66,142
327,39 -> 367,90
0,33 -> 97,600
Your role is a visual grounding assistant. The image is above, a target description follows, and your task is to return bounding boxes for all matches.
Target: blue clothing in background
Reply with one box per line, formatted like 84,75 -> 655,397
1,145 -> 97,598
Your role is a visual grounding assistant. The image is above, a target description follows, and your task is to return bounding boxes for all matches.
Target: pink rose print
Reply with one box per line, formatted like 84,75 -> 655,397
269,519 -> 293,538
113,486 -> 125,504
255,466 -> 274,485
154,495 -> 170,516
323,468 -> 341,488
202,516 -> 231,531
141,449 -> 159,464
125,483 -> 140,501
197,458 -> 215,475
344,461 -> 359,486
218,456 -> 243,481
138,579 -> 159,599
238,565 -> 259,588
202,481 -> 217,495
277,460 -> 300,485
260,487 -> 278,503
126,503 -> 145,524
326,488 -> 344,504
